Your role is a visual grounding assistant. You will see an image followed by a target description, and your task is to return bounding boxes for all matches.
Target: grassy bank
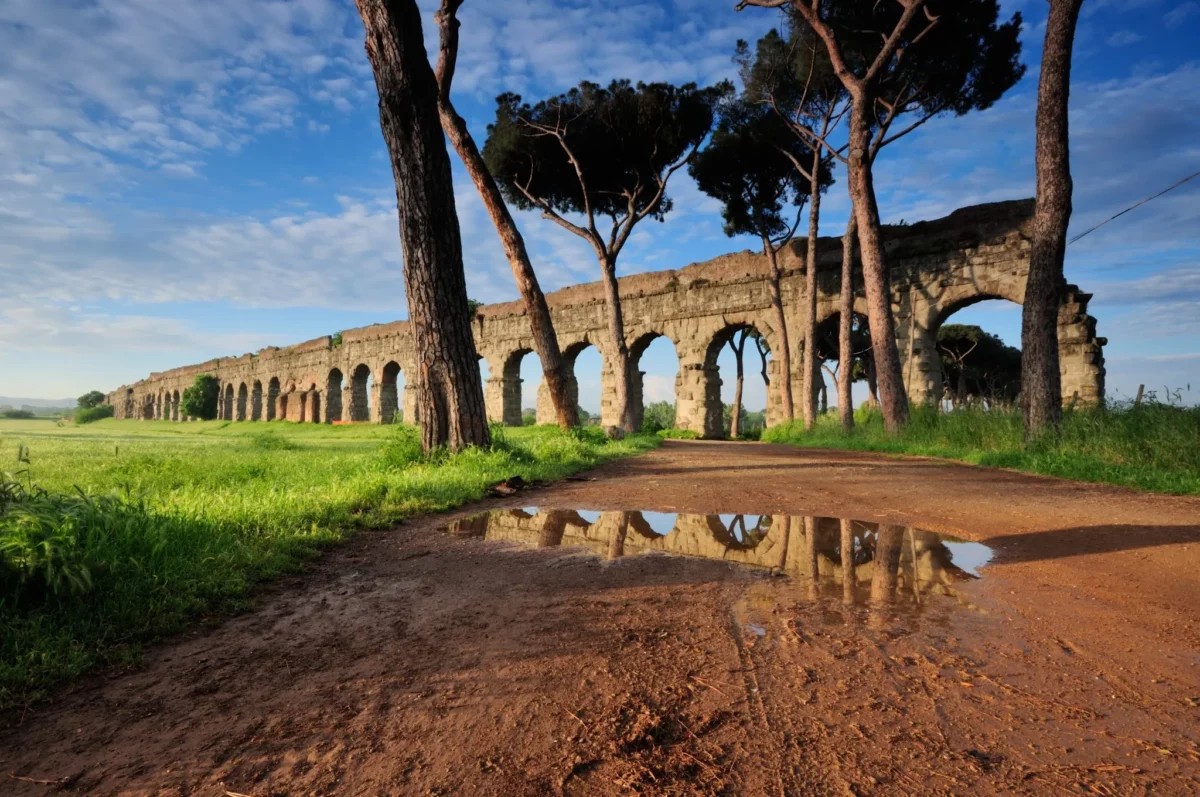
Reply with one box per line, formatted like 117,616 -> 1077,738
0,419 -> 658,707
762,402 -> 1200,495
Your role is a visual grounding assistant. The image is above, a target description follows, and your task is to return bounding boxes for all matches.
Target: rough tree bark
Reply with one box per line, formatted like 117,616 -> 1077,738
761,236 -> 795,421
433,0 -> 576,430
847,94 -> 909,432
355,0 -> 490,453
1022,0 -> 1083,439
801,149 -> 823,431
838,215 -> 857,431
599,256 -> 635,435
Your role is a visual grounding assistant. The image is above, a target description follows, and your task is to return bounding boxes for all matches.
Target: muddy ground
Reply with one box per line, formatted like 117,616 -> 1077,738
3,441 -> 1200,795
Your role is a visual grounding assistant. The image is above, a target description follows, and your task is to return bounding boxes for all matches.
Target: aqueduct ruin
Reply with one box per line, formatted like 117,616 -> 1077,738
107,199 -> 1105,436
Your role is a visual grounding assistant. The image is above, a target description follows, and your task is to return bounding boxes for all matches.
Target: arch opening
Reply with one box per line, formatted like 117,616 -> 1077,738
250,381 -> 263,421
928,296 -> 1022,411
630,333 -> 680,433
705,323 -> 773,439
380,361 -> 405,423
326,368 -> 344,423
172,390 -> 181,421
812,310 -> 874,413
500,348 -> 538,426
350,364 -> 372,422
565,341 -> 601,427
222,383 -> 234,421
236,383 -> 248,421
267,377 -> 281,421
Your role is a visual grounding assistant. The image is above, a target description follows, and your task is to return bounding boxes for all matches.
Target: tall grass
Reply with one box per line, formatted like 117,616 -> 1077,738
762,400 -> 1200,495
0,419 -> 658,707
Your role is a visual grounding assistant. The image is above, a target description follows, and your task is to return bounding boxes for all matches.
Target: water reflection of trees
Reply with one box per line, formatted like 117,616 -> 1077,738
448,509 -> 981,607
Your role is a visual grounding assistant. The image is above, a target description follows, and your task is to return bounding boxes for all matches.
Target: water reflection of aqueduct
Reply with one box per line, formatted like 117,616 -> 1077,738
107,200 -> 1105,437
450,509 -> 982,606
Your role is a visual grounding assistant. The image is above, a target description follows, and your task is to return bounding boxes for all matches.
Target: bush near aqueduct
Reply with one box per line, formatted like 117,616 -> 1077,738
75,405 -> 114,424
180,374 -> 220,420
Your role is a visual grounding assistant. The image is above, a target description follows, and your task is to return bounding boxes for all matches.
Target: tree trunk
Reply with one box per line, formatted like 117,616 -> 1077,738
866,359 -> 878,408
729,333 -> 745,439
802,154 -> 822,431
355,0 -> 489,453
820,379 -> 828,415
870,524 -> 903,606
838,215 -> 857,432
956,363 -> 967,407
847,94 -> 909,432
1022,0 -> 1082,440
434,8 -> 576,430
840,518 -> 855,606
762,240 -> 794,421
599,255 -> 634,433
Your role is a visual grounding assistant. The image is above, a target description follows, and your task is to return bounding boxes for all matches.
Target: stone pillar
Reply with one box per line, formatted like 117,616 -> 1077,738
536,374 -> 579,425
484,376 -> 506,424
898,298 -> 941,406
1058,285 -> 1106,405
674,347 -> 717,437
370,381 -> 383,423
379,379 -> 398,424
402,384 -> 420,426
501,371 -> 523,427
342,386 -> 354,423
597,355 -> 621,429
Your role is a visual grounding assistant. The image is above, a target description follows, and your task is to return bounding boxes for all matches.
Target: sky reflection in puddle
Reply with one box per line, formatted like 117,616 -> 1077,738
447,508 -> 993,613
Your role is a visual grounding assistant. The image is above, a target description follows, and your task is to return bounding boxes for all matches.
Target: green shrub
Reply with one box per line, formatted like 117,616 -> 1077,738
180,374 -> 220,420
1,410 -> 35,420
658,428 -> 700,440
75,405 -> 114,424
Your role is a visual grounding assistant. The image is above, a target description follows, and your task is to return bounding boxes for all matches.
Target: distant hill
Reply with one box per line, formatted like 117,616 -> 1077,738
0,396 -> 77,409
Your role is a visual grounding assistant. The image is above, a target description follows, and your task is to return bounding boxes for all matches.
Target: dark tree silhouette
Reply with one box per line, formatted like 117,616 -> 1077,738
737,27 -> 845,430
737,0 -> 1025,433
690,100 -> 822,423
937,324 -> 1021,406
1023,0 -> 1084,439
355,0 -> 489,453
484,79 -> 728,434
77,391 -> 106,410
433,0 -> 575,430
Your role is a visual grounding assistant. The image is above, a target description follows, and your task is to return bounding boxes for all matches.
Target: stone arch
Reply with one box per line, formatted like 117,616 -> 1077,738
124,388 -> 135,420
380,361 -> 402,423
222,383 -> 234,421
325,368 -> 344,423
251,381 -> 263,421
350,364 -> 371,422
266,377 -> 281,421
236,383 -> 248,421
171,390 -> 181,421
710,514 -> 773,551
696,320 -> 776,439
142,393 -> 155,420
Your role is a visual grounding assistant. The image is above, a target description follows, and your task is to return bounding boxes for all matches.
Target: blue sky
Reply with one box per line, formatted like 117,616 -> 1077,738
2,0 -> 1197,413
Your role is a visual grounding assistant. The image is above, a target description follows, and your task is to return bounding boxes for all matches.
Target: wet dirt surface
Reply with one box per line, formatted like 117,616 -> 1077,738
4,441 -> 1200,795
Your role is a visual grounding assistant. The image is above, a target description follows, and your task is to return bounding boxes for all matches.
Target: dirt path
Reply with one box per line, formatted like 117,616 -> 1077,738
4,441 -> 1200,795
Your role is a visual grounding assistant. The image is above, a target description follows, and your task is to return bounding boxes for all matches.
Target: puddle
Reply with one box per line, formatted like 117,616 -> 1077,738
446,508 -> 993,613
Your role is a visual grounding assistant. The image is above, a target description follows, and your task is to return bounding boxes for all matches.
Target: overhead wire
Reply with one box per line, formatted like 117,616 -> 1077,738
1067,168 -> 1200,246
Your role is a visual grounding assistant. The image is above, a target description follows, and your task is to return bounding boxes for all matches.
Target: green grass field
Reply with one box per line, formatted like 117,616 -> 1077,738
0,419 -> 658,708
763,402 -> 1200,495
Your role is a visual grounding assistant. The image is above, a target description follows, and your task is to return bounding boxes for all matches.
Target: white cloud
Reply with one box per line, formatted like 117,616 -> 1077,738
1163,2 -> 1198,26
1105,30 -> 1144,46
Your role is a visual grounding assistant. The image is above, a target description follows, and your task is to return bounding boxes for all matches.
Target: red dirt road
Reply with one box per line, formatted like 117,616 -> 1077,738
3,441 -> 1200,795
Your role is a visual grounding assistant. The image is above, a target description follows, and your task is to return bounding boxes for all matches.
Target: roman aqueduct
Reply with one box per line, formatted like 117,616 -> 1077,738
106,199 -> 1106,436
